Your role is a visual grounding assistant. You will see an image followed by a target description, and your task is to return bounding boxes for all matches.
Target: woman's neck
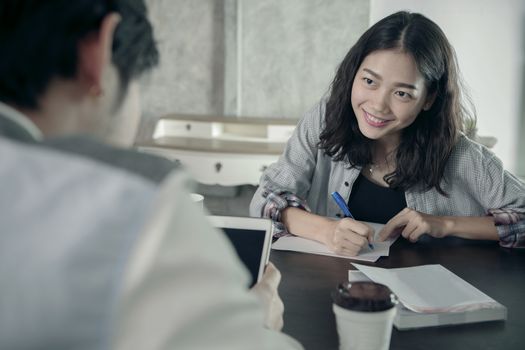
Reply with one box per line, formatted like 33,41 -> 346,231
372,135 -> 399,166
363,137 -> 399,187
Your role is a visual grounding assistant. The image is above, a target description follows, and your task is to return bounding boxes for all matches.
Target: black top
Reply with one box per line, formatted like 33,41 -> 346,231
347,173 -> 407,224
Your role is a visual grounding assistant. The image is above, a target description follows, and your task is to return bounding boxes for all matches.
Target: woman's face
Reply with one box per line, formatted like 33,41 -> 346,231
351,49 -> 433,148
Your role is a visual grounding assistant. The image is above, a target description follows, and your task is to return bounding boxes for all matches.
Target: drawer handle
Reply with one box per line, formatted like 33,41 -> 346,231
185,123 -> 191,131
259,165 -> 268,172
215,162 -> 222,173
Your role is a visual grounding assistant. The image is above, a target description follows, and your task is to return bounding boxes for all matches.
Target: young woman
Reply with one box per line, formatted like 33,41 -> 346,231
250,11 -> 525,256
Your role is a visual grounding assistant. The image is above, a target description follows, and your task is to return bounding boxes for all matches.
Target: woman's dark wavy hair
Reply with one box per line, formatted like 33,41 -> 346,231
319,11 -> 476,195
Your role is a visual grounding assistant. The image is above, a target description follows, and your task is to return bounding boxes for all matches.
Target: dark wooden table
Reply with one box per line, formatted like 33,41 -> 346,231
270,237 -> 525,350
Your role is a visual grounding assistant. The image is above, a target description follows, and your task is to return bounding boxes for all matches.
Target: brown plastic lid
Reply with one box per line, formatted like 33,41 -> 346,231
332,281 -> 398,312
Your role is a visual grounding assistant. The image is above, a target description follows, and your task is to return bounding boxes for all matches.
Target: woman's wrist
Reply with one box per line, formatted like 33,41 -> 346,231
443,216 -> 499,240
441,216 -> 456,237
282,207 -> 335,243
319,217 -> 337,245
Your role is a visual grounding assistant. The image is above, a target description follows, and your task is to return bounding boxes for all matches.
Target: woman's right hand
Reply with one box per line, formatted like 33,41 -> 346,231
323,218 -> 374,256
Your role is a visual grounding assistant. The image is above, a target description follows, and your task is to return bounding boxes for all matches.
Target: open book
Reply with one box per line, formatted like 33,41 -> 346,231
350,264 -> 507,330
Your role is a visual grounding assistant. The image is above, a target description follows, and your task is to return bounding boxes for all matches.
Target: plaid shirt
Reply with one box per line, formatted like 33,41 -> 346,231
250,100 -> 525,248
261,190 -> 310,238
489,208 -> 525,248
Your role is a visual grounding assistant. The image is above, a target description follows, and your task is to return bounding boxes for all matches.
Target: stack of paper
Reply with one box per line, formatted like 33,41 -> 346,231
349,264 -> 507,329
271,222 -> 395,262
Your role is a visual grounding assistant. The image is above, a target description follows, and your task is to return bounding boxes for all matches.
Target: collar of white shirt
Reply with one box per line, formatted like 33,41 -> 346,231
0,101 -> 44,141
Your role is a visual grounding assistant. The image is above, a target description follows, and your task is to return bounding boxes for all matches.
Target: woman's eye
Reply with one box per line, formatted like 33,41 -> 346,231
363,78 -> 374,85
395,91 -> 412,99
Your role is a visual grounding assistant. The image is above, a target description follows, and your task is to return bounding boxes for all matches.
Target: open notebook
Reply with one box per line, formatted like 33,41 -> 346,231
349,264 -> 507,330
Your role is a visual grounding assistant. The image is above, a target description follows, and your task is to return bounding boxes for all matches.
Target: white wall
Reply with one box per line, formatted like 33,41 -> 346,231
370,0 -> 524,173
141,0 -> 369,121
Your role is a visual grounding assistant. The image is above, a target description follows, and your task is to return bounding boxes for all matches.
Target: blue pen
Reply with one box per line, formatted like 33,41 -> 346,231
331,191 -> 374,250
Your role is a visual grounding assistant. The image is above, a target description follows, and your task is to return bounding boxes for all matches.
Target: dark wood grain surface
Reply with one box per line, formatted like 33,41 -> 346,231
271,237 -> 525,350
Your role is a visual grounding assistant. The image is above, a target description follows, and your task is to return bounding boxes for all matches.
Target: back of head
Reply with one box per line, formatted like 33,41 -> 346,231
0,0 -> 158,110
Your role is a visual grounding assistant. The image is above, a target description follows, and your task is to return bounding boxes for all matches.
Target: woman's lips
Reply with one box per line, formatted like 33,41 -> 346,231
363,110 -> 392,127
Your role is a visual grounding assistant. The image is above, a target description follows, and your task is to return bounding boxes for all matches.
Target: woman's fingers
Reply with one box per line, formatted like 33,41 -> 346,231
330,219 -> 374,255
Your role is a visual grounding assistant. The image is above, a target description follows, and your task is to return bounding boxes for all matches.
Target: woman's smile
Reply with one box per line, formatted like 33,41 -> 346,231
363,109 -> 393,127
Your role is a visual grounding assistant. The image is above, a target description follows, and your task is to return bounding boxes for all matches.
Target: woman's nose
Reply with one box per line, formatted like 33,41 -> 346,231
369,90 -> 390,114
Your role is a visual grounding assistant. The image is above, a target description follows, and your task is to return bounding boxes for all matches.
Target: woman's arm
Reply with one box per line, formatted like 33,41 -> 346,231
282,207 -> 374,256
378,208 -> 499,242
474,144 -> 525,246
447,216 -> 499,240
381,138 -> 525,246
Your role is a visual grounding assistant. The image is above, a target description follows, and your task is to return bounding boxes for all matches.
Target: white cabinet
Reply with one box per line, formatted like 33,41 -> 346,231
135,114 -> 298,186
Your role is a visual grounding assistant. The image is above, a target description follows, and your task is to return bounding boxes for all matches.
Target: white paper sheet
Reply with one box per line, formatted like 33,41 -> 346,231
348,269 -> 506,329
351,263 -> 498,313
271,222 -> 395,262
348,270 -> 373,282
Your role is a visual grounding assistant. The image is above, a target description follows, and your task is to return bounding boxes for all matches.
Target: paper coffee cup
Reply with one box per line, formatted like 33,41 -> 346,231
332,282 -> 397,350
190,193 -> 204,209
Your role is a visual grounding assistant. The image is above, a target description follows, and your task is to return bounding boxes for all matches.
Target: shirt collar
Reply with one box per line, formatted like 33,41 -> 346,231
0,101 -> 44,141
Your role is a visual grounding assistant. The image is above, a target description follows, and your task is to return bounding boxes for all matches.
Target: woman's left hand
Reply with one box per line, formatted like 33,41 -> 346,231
377,208 -> 452,242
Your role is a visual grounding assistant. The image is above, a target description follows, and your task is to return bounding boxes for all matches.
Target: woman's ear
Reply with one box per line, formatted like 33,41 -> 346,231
423,91 -> 437,111
77,13 -> 121,96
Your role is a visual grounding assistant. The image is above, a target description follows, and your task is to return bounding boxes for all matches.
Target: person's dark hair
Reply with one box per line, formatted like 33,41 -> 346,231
319,11 -> 476,195
0,0 -> 158,109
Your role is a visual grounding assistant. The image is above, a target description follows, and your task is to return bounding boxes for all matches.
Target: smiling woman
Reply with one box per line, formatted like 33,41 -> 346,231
350,50 -> 433,176
250,11 -> 525,256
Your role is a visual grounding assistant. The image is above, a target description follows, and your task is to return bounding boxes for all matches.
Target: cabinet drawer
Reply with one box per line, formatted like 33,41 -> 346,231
138,147 -> 277,186
153,120 -> 223,139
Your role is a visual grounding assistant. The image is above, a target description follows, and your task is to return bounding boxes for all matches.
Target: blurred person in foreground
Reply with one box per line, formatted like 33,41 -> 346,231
0,0 -> 301,349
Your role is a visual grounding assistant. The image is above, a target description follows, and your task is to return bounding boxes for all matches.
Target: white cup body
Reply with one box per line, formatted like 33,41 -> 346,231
190,193 -> 204,209
333,303 -> 396,350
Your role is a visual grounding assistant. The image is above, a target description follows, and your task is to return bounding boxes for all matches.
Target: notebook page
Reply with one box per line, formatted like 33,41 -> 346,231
352,264 -> 496,313
272,222 -> 395,262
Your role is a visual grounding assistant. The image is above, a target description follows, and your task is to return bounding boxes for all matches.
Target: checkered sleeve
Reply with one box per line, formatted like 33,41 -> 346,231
487,208 -> 525,248
260,188 -> 311,237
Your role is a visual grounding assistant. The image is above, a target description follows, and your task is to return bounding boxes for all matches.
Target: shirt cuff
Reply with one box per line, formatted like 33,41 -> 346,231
487,208 -> 525,225
496,222 -> 525,248
487,208 -> 525,248
261,189 -> 310,237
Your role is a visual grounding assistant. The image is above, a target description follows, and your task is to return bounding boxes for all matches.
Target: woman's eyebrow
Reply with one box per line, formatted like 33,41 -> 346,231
363,68 -> 418,90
